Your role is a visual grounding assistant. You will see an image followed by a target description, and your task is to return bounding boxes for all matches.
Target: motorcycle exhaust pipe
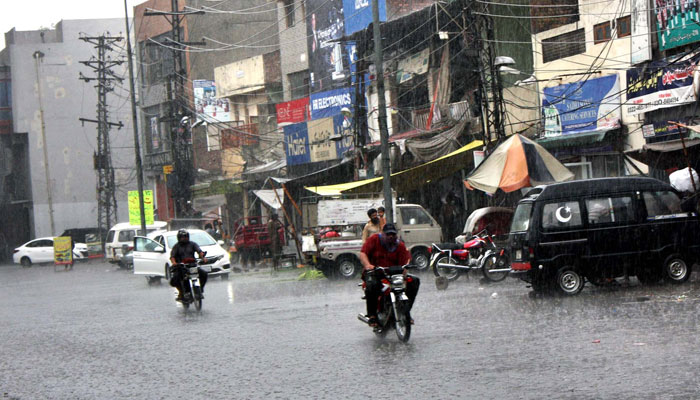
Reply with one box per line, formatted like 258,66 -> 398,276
435,262 -> 475,270
486,268 -> 512,273
357,314 -> 370,324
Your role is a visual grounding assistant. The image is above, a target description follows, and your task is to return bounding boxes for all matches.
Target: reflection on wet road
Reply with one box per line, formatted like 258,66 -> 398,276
1,262 -> 699,399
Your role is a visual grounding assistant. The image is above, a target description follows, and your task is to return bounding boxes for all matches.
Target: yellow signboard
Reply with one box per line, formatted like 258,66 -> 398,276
163,165 -> 173,174
54,236 -> 73,265
128,190 -> 155,226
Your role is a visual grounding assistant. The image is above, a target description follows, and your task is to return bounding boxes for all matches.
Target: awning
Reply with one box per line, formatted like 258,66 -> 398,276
242,159 -> 287,181
306,140 -> 483,196
253,189 -> 284,209
191,179 -> 243,198
625,138 -> 700,170
193,194 -> 226,213
536,130 -> 609,149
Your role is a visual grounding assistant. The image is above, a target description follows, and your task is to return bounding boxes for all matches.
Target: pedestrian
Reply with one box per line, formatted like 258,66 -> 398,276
267,213 -> 284,274
204,223 -> 215,237
362,208 -> 382,242
377,206 -> 387,230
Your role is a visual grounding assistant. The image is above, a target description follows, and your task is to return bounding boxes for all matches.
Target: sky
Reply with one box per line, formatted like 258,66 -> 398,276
0,0 -> 144,49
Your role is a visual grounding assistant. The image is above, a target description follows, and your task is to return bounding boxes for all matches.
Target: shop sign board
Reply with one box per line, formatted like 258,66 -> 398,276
310,87 -> 354,120
54,236 -> 73,265
306,0 -> 349,92
626,57 -> 697,116
343,0 -> 386,35
276,97 -> 310,126
654,0 -> 700,51
193,80 -> 232,122
542,74 -> 621,137
283,115 -> 353,166
128,190 -> 155,226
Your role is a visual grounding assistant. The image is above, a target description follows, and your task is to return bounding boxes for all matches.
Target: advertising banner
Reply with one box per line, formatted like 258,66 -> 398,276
625,57 -> 697,116
631,0 -> 652,64
396,47 -> 430,84
128,190 -> 155,226
310,87 -> 354,120
53,236 -> 73,265
306,0 -> 349,92
343,0 -> 386,35
542,74 -> 621,137
85,233 -> 103,259
318,198 -> 389,226
276,97 -> 310,126
642,119 -> 688,138
283,115 -> 353,166
654,0 -> 700,51
193,80 -> 232,122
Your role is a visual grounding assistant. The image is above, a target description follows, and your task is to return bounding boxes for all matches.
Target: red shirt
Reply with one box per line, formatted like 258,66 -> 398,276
361,234 -> 411,268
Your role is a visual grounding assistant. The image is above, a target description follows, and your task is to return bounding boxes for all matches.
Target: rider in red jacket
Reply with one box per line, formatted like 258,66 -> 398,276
359,223 -> 420,325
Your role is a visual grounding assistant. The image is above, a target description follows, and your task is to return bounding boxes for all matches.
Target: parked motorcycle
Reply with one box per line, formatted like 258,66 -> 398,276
430,228 -> 510,282
171,253 -> 222,311
357,265 -> 416,342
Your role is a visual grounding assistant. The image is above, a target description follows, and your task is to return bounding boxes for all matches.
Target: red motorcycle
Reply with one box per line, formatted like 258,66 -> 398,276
429,228 -> 510,282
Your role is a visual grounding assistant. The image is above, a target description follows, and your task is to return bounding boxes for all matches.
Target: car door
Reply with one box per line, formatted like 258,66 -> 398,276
132,236 -> 167,276
38,239 -> 55,263
398,206 -> 441,245
584,194 -> 637,276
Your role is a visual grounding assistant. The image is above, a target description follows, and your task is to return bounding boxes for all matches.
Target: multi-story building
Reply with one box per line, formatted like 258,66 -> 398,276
0,20 -> 137,240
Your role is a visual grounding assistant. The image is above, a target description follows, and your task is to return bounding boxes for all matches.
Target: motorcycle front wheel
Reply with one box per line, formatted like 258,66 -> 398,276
433,255 -> 460,281
482,253 -> 509,282
193,285 -> 203,311
394,300 -> 411,343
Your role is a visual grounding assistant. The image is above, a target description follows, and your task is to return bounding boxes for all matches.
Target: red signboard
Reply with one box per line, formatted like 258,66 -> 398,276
276,97 -> 310,125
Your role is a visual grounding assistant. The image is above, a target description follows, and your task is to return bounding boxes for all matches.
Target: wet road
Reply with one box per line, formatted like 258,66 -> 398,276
1,261 -> 700,399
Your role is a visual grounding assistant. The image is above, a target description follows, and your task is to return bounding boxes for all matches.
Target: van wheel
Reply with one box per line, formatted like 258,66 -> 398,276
555,266 -> 584,296
411,249 -> 429,271
336,256 -> 360,279
663,254 -> 691,284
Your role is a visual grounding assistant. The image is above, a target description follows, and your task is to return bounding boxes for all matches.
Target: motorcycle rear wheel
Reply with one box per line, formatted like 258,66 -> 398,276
433,255 -> 460,281
482,253 -> 509,282
394,301 -> 411,343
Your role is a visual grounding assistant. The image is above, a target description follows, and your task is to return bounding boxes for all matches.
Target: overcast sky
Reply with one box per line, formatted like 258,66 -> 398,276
0,0 -> 144,49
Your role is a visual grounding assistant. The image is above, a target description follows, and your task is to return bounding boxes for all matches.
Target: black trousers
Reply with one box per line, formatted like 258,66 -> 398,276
170,265 -> 208,294
365,273 -> 420,317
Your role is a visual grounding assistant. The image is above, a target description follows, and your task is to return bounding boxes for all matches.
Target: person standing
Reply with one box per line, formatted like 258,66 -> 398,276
377,206 -> 387,230
267,213 -> 284,273
361,208 -> 382,242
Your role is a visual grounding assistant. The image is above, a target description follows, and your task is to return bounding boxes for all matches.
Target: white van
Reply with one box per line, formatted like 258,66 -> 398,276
105,221 -> 168,262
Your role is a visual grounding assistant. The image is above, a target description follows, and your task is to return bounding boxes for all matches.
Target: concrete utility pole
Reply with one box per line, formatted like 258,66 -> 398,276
124,0 -> 147,235
371,0 -> 394,224
144,2 -> 204,218
78,35 -> 125,243
33,50 -> 55,236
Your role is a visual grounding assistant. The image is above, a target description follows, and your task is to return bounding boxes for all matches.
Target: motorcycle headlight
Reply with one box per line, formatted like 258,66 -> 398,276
188,266 -> 199,274
391,275 -> 405,286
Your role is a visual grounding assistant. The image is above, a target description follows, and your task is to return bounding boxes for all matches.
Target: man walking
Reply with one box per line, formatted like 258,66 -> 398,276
267,213 -> 284,274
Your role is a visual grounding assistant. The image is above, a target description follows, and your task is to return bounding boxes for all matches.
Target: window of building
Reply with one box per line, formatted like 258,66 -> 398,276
530,0 -> 579,34
617,15 -> 631,38
288,70 -> 309,99
283,0 -> 295,28
594,21 -> 612,44
542,29 -> 586,63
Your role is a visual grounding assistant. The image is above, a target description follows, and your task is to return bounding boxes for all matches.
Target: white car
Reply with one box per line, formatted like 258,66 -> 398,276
132,229 -> 231,284
12,237 -> 87,267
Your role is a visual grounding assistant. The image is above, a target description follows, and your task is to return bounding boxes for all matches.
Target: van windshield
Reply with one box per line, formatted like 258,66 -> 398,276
511,202 -> 533,232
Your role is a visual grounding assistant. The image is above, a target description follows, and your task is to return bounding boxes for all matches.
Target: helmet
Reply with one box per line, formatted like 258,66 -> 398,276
176,229 -> 189,240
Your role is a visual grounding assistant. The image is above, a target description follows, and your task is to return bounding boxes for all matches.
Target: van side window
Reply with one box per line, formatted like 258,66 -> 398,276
118,230 -> 136,242
106,230 -> 115,243
400,207 -> 432,225
542,201 -> 582,230
586,196 -> 635,225
643,191 -> 682,218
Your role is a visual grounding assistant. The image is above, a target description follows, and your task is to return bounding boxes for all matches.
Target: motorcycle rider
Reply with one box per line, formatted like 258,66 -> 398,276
169,229 -> 208,301
359,223 -> 420,326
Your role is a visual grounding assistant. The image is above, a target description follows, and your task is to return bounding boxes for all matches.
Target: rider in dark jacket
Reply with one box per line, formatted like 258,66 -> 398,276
169,229 -> 208,301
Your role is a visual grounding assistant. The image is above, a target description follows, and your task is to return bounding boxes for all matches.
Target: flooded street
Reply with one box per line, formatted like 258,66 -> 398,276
1,261 -> 700,399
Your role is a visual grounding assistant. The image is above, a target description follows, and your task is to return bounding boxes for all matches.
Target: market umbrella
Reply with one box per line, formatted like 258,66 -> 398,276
465,134 -> 574,194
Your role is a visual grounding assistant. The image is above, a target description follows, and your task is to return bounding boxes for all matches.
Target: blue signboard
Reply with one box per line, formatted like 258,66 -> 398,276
310,88 -> 354,120
283,122 -> 311,166
343,0 -> 386,35
542,74 -> 621,137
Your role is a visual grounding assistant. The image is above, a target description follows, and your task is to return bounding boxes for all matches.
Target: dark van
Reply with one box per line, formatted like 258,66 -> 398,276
509,177 -> 700,295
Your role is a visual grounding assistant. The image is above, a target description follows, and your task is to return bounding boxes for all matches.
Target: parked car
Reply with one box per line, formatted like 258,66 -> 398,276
509,177 -> 700,295
105,221 -> 168,263
132,229 -> 232,284
12,237 -> 86,267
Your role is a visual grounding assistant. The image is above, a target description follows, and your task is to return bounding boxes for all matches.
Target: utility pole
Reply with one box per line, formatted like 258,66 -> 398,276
144,2 -> 204,218
33,50 -> 55,236
79,34 -> 125,244
124,0 -> 147,235
372,0 -> 394,224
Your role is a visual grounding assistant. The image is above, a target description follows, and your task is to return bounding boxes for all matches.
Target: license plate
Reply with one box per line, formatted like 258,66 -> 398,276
515,250 -> 522,260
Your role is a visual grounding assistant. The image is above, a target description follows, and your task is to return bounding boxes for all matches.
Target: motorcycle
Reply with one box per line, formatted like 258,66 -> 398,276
171,253 -> 222,311
357,265 -> 416,342
430,228 -> 510,283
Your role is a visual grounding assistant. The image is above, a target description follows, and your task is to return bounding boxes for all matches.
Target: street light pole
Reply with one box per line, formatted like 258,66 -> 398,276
33,50 -> 56,236
124,0 -> 147,235
371,0 -> 393,224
